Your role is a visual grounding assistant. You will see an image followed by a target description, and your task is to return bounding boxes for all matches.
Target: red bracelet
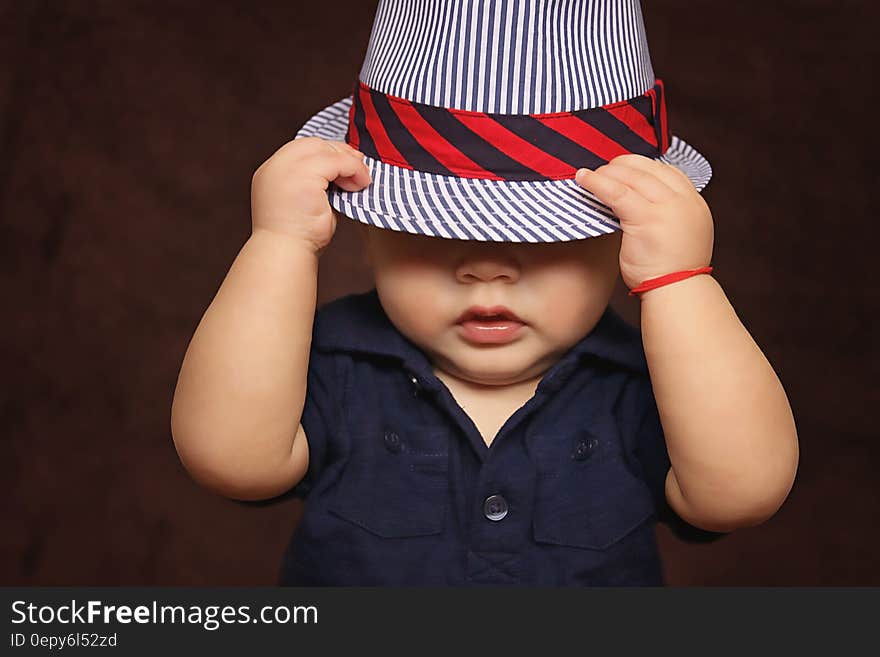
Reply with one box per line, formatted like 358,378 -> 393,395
628,266 -> 714,296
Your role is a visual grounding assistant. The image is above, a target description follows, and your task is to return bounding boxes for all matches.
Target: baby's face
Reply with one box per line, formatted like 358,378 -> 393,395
356,222 -> 622,387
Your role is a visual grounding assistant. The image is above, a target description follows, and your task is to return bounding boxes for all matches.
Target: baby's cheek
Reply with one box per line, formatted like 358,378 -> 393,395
536,273 -> 613,339
377,276 -> 447,338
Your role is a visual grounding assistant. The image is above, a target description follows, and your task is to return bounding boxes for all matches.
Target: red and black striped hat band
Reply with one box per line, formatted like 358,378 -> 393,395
345,78 -> 670,182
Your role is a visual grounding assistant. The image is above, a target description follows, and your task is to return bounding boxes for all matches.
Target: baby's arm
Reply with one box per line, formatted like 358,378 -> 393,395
577,155 -> 798,533
170,137 -> 371,501
640,275 -> 798,532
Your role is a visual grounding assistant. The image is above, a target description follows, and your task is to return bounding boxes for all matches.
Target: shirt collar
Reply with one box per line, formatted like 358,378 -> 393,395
312,288 -> 648,392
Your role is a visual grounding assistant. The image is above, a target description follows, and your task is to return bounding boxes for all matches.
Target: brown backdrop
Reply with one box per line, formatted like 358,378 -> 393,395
2,0 -> 877,585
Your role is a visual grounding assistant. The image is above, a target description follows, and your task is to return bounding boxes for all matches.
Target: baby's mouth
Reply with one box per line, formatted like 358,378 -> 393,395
455,305 -> 525,325
456,306 -> 526,345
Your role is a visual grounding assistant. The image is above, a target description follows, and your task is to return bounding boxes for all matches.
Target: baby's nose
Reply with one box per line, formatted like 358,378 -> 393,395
455,247 -> 521,283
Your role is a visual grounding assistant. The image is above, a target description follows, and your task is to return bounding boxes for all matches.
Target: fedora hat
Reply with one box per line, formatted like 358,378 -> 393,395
295,0 -> 712,243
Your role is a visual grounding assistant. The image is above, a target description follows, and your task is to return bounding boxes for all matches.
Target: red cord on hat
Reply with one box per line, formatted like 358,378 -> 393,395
628,266 -> 714,296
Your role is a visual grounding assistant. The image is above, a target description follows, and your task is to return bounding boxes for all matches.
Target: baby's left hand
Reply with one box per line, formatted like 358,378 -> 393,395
575,154 -> 714,290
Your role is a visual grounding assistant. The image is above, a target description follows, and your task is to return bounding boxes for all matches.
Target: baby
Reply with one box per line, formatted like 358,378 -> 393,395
170,0 -> 799,586
170,137 -> 798,586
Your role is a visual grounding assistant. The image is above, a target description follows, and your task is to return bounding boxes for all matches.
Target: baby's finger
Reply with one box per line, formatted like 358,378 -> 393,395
332,150 -> 372,191
329,139 -> 368,159
607,153 -> 694,195
303,148 -> 368,184
575,168 -> 649,220
334,165 -> 372,191
592,161 -> 677,203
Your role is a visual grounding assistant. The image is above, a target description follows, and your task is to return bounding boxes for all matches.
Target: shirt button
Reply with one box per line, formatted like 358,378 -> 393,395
483,494 -> 508,522
572,437 -> 599,461
383,431 -> 402,453
409,375 -> 421,396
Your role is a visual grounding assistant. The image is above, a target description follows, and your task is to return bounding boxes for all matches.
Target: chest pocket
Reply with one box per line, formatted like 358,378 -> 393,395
529,428 -> 656,550
328,426 -> 449,538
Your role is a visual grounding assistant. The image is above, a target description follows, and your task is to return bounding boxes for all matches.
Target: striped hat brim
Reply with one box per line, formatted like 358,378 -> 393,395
295,95 -> 712,243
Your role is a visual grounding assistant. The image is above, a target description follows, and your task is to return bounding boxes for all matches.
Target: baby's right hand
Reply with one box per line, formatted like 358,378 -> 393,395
250,136 -> 371,254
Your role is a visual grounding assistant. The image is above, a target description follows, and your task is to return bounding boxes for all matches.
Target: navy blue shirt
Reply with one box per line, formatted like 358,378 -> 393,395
261,288 -> 724,586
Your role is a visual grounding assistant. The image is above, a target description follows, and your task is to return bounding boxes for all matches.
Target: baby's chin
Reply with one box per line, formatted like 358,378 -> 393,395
432,349 -> 554,388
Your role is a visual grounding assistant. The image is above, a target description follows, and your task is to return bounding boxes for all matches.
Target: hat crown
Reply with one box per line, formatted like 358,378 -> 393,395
358,0 -> 656,115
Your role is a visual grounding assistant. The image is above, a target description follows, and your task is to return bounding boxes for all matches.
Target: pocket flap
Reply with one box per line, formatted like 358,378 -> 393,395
329,428 -> 449,538
530,430 -> 656,550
